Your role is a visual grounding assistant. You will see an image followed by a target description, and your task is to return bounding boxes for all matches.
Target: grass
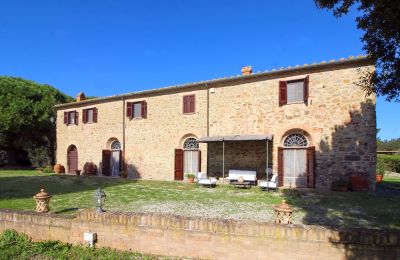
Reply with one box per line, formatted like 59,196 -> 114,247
1,170 -> 400,229
0,229 -> 157,260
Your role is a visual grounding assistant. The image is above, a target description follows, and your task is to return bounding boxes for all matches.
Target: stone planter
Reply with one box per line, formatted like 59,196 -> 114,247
350,175 -> 369,191
84,162 -> 97,175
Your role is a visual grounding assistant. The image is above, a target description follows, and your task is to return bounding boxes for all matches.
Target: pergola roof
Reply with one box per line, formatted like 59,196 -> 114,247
198,134 -> 273,143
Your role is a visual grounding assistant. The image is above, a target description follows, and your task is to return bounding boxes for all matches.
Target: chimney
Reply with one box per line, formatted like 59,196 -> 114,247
76,92 -> 86,102
241,66 -> 252,76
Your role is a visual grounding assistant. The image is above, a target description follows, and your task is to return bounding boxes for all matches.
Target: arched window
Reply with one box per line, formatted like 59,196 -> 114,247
283,134 -> 308,148
183,138 -> 199,150
111,140 -> 121,150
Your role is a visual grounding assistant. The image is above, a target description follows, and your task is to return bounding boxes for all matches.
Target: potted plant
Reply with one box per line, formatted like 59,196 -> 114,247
331,179 -> 349,192
376,162 -> 385,184
186,173 -> 195,183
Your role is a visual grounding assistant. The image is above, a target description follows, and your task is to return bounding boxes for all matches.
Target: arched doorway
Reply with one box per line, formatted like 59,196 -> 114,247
174,137 -> 200,181
67,145 -> 78,173
183,137 -> 200,175
110,140 -> 121,177
278,133 -> 315,188
102,139 -> 122,177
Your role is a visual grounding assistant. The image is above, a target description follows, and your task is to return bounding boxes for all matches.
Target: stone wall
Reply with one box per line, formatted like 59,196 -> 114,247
0,209 -> 399,259
55,58 -> 376,189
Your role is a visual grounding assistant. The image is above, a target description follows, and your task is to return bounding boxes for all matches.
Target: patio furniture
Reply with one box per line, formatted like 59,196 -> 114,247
197,172 -> 217,187
259,174 -> 278,191
226,169 -> 257,185
231,181 -> 252,189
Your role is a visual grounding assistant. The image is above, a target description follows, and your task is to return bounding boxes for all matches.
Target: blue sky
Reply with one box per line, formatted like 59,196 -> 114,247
0,0 -> 398,139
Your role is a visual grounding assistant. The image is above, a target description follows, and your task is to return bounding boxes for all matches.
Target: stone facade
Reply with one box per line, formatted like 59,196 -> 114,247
0,209 -> 399,259
55,56 -> 376,190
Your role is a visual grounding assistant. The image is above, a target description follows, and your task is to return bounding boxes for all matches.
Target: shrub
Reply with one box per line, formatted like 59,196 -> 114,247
27,146 -> 51,168
377,154 -> 400,173
43,165 -> 53,173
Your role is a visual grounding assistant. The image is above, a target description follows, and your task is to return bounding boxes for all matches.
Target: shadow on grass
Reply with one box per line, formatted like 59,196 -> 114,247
0,174 -> 135,200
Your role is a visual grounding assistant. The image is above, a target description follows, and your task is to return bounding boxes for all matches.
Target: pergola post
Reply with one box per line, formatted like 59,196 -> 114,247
222,139 -> 225,184
266,139 -> 269,192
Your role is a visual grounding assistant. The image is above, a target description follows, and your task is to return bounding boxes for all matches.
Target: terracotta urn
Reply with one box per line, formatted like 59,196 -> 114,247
376,175 -> 383,184
54,164 -> 63,174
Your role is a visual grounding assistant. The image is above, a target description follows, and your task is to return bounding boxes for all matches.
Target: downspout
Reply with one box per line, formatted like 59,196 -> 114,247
122,96 -> 126,178
206,83 -> 209,137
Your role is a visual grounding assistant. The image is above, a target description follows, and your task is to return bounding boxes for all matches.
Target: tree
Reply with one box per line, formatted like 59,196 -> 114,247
0,77 -> 73,165
315,0 -> 400,101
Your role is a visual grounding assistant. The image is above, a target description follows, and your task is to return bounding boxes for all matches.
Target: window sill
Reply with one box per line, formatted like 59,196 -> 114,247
130,117 -> 145,120
182,112 -> 196,115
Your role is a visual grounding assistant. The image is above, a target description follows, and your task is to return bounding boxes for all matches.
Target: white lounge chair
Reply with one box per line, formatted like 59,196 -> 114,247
226,169 -> 257,185
197,172 -> 217,187
259,174 -> 278,191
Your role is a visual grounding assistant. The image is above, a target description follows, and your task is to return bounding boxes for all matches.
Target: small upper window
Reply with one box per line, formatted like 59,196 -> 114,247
64,111 -> 78,125
126,101 -> 147,119
287,81 -> 304,103
183,95 -> 195,114
133,102 -> 142,118
279,76 -> 309,106
83,108 -> 98,124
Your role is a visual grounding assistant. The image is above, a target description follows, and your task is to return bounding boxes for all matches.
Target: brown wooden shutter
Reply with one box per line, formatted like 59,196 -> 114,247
174,149 -> 184,180
64,112 -> 68,125
82,109 -> 87,124
102,150 -> 111,176
183,96 -> 189,113
279,81 -> 287,106
126,102 -> 132,118
93,108 -> 98,122
74,111 -> 79,125
198,150 -> 201,172
190,95 -> 195,113
304,75 -> 309,103
307,146 -> 315,188
277,147 -> 284,187
141,101 -> 147,118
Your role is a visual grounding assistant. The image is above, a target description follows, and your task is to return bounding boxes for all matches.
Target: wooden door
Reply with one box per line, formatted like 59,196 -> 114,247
102,150 -> 111,176
67,146 -> 78,173
307,146 -> 315,188
277,147 -> 283,187
174,149 -> 184,180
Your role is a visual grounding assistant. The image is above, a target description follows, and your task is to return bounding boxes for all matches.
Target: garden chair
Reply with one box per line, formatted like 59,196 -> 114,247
197,172 -> 217,187
259,174 -> 278,192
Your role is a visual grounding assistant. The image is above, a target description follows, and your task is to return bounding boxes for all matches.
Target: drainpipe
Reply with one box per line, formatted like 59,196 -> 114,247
122,97 -> 126,178
206,83 -> 209,137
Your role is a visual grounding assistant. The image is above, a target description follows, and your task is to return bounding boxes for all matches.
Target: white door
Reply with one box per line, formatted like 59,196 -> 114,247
111,150 -> 120,177
184,150 -> 199,174
283,149 -> 307,187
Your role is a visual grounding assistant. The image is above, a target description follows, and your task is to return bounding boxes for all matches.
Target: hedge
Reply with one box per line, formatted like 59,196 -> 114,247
377,154 -> 400,173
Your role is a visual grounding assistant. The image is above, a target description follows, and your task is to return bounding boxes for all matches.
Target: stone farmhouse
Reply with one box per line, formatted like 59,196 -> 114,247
55,55 -> 376,190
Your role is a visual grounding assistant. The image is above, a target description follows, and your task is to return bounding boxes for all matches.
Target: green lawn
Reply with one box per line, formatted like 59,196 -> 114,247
1,170 -> 400,229
0,229 -> 157,260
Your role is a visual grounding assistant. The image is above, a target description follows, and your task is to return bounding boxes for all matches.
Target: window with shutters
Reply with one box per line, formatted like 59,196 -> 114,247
126,101 -> 147,119
64,111 -> 78,125
279,76 -> 309,106
183,95 -> 195,114
82,108 -> 97,124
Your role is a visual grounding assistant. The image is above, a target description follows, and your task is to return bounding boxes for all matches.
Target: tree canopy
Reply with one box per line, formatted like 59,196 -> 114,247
0,76 -> 72,165
315,0 -> 400,101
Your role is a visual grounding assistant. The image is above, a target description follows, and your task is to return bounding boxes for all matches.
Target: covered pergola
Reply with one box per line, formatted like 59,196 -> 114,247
198,134 -> 274,183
